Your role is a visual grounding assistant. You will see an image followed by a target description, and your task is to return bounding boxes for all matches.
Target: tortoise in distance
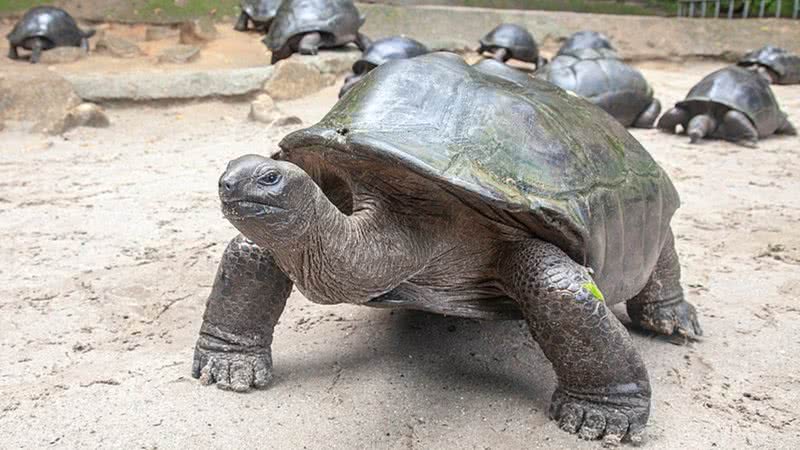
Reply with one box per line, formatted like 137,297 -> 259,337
557,31 -> 614,56
264,0 -> 370,64
478,23 -> 545,69
737,45 -> 800,85
339,36 -> 429,97
537,48 -> 662,128
658,66 -> 796,146
7,6 -> 95,63
234,0 -> 282,32
193,52 -> 701,444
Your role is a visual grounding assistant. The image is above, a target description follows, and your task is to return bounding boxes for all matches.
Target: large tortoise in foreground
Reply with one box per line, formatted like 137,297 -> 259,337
658,66 -> 796,146
193,53 -> 701,444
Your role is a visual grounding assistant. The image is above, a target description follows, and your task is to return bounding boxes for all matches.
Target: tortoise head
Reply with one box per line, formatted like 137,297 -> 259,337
218,155 -> 317,245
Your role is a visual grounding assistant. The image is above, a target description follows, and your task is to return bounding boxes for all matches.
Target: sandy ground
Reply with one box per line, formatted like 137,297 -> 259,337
1,61 -> 799,449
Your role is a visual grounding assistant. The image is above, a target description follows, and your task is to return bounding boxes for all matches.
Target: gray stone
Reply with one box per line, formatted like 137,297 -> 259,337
39,47 -> 87,64
427,38 -> 475,55
248,94 -> 281,124
157,45 -> 201,64
64,67 -> 275,102
303,48 -> 361,75
272,116 -> 303,127
145,25 -> 179,41
0,67 -> 82,133
61,103 -> 110,132
264,59 -> 326,101
95,34 -> 142,58
179,18 -> 218,45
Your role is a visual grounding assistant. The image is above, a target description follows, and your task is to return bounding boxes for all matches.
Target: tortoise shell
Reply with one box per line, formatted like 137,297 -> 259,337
279,53 -> 679,304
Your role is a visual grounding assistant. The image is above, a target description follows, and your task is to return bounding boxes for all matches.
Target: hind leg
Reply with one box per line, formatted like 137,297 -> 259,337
656,106 -> 688,134
355,33 -> 371,51
297,32 -> 321,55
627,230 -> 702,341
717,109 -> 758,147
80,37 -> 90,53
633,99 -> 662,128
234,12 -> 249,31
29,38 -> 44,64
8,45 -> 18,60
776,117 -> 797,136
192,235 -> 292,392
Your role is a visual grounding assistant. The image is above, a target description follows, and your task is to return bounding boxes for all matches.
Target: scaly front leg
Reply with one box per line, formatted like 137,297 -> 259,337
192,235 -> 292,392
499,240 -> 651,444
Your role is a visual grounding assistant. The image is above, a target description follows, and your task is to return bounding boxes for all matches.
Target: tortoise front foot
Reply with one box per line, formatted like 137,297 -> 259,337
192,332 -> 273,392
550,387 -> 650,445
628,299 -> 702,340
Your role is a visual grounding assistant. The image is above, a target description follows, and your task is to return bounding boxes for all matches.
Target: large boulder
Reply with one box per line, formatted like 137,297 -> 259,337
0,67 -> 81,132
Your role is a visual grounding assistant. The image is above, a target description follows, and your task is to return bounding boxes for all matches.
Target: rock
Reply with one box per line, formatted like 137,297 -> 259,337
65,67 -> 275,102
263,59 -> 325,101
179,18 -> 218,45
248,94 -> 302,127
248,94 -> 281,124
428,39 -> 474,55
95,34 -> 142,58
39,47 -> 87,64
0,66 -> 82,133
157,45 -> 201,64
272,116 -> 303,127
61,103 -> 110,132
303,48 -> 361,75
145,25 -> 178,41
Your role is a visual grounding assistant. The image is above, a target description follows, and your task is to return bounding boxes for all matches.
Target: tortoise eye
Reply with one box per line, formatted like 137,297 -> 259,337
259,170 -> 281,186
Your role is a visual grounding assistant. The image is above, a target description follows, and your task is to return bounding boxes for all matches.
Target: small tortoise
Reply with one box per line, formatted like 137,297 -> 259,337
478,23 -> 545,69
737,45 -> 800,85
537,48 -> 661,128
234,0 -> 282,32
263,0 -> 370,64
193,52 -> 701,443
557,31 -> 614,56
658,66 -> 796,146
7,6 -> 95,63
339,36 -> 428,97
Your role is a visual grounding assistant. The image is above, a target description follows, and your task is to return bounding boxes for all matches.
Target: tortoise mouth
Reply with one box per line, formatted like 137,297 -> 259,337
221,199 -> 286,221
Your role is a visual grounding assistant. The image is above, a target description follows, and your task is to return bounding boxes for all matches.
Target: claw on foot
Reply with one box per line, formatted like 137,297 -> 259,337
192,335 -> 273,392
549,388 -> 649,445
628,299 -> 702,341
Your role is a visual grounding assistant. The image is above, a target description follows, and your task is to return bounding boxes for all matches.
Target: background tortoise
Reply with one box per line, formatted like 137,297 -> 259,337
264,0 -> 370,64
339,36 -> 429,97
557,30 -> 614,55
7,6 -> 95,63
536,48 -> 661,128
478,23 -> 545,68
658,66 -> 796,146
234,0 -> 282,32
193,52 -> 700,444
737,45 -> 800,85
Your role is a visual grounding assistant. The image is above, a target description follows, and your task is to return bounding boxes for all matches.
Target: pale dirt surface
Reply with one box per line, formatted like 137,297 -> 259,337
1,61 -> 800,449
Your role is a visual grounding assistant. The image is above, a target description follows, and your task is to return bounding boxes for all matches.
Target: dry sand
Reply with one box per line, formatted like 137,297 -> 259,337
1,61 -> 799,449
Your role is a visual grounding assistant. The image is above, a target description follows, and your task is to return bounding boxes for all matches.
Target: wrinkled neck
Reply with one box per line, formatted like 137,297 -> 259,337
273,190 -> 436,305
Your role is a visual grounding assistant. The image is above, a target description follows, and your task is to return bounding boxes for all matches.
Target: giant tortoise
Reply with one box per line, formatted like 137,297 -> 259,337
264,0 -> 370,64
557,31 -> 614,55
7,6 -> 95,63
737,45 -> 800,85
234,0 -> 282,32
658,66 -> 796,146
536,48 -> 661,128
478,23 -> 545,68
192,52 -> 701,444
339,36 -> 429,97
